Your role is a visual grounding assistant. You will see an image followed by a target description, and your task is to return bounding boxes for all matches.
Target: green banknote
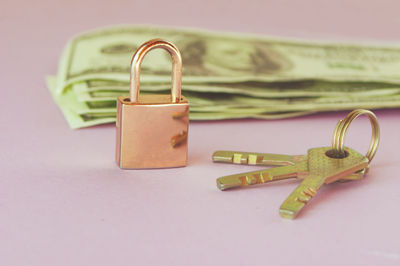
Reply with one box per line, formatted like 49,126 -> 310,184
48,76 -> 316,128
48,73 -> 400,128
48,25 -> 400,129
47,76 -> 116,128
56,25 -> 400,94
72,79 -> 400,102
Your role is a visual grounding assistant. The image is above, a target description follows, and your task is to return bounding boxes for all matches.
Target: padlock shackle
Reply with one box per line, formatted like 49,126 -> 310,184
130,39 -> 182,103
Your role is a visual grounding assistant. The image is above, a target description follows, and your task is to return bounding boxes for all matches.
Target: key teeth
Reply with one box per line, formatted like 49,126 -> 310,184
301,187 -> 316,198
295,197 -> 309,204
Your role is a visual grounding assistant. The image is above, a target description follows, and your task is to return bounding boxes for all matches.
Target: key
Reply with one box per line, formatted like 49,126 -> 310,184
280,146 -> 368,219
216,162 -> 308,190
214,150 -> 364,191
212,151 -> 305,166
213,109 -> 379,219
213,151 -> 308,190
214,147 -> 368,219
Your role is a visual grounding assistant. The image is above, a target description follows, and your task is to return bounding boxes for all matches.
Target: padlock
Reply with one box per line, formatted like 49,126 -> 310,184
115,39 -> 189,169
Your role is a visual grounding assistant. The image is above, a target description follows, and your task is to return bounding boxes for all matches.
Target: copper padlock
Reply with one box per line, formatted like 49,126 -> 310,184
115,39 -> 189,169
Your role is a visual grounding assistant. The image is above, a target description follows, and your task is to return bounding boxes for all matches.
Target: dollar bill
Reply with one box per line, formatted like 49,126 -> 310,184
72,79 -> 400,103
48,73 -> 400,128
56,25 -> 400,94
48,25 -> 400,129
48,76 -> 319,128
47,76 -> 115,128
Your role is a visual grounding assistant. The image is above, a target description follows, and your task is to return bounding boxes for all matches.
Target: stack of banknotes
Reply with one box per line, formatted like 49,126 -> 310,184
47,26 -> 400,128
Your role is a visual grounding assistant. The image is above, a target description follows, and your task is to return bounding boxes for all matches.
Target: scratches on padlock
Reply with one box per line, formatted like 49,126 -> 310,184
172,106 -> 189,120
171,131 -> 188,148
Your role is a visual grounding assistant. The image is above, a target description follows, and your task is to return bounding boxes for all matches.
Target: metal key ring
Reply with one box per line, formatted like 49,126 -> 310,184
332,109 -> 380,164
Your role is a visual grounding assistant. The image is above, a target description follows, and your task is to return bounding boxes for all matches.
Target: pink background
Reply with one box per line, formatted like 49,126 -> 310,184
1,0 -> 400,265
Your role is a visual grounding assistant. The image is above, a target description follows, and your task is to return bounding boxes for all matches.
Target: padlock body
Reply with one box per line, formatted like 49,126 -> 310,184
116,95 -> 189,169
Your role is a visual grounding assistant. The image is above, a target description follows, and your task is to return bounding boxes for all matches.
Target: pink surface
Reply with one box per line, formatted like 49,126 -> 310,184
1,0 -> 400,265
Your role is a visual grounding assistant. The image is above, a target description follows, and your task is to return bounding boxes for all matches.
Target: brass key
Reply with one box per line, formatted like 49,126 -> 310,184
214,147 -> 368,219
213,150 -> 306,166
213,109 -> 380,219
279,146 -> 368,219
213,150 -> 364,191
